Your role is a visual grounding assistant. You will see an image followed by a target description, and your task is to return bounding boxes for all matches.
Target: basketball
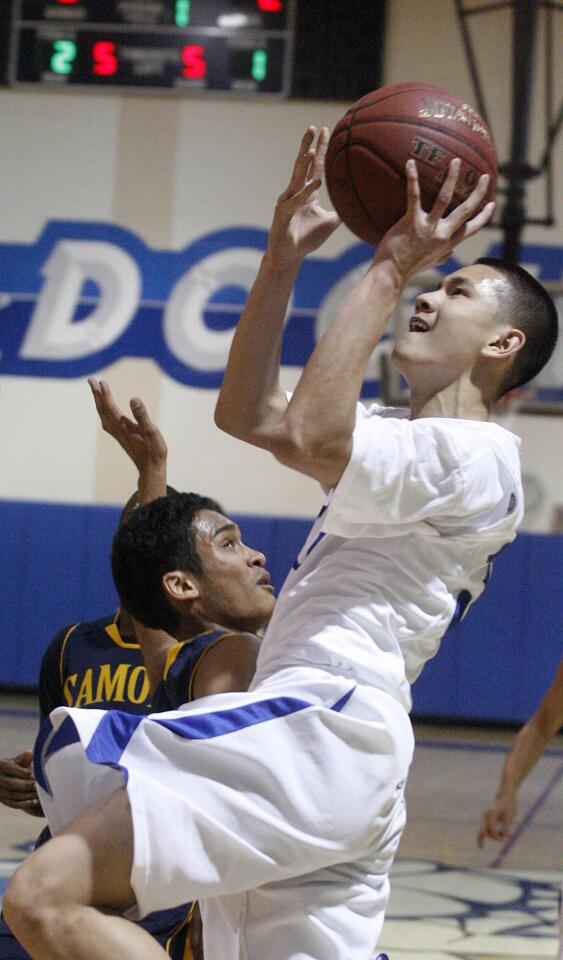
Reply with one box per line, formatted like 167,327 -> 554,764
325,81 -> 498,246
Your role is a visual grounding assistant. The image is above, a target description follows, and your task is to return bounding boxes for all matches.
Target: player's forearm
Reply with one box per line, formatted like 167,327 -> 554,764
215,254 -> 298,446
137,464 -> 167,507
496,720 -> 551,795
271,258 -> 403,485
498,666 -> 563,796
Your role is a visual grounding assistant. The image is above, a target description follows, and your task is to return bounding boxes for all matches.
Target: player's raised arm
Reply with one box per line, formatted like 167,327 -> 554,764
89,379 -> 181,691
215,126 -> 341,448
88,378 -> 167,505
264,159 -> 495,490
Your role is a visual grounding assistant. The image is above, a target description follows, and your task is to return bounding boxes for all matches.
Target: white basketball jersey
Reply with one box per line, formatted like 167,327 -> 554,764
253,403 -> 524,710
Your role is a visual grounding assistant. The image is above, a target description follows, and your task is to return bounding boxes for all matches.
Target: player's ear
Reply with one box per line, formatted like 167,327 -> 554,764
481,327 -> 525,360
162,571 -> 200,603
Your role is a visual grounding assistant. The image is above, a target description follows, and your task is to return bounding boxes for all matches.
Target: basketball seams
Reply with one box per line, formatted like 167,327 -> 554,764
343,136 -> 491,191
346,146 -> 406,237
326,141 -> 392,243
325,81 -> 497,246
345,117 -> 496,171
338,112 -> 384,239
342,141 -> 386,242
327,134 -> 487,224
344,83 -> 493,146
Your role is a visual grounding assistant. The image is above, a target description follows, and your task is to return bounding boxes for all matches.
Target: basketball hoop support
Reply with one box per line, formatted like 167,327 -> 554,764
452,0 -> 562,264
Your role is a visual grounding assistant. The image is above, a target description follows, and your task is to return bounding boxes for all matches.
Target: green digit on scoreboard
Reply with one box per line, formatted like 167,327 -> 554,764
50,39 -> 78,75
252,50 -> 268,82
175,0 -> 191,27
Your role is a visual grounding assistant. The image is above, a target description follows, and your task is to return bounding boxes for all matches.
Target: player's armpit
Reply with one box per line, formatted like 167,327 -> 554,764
191,633 -> 261,699
268,416 -> 353,489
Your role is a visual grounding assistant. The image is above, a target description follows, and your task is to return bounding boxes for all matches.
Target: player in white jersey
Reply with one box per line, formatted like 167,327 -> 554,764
4,129 -> 559,960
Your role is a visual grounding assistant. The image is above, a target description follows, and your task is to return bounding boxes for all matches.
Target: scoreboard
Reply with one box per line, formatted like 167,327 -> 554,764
8,0 -> 294,95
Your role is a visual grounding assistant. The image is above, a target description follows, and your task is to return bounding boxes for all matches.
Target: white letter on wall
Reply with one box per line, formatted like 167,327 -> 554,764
20,241 -> 141,360
164,248 -> 264,371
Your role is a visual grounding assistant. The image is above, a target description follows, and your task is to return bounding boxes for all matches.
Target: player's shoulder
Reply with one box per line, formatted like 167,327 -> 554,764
427,420 -> 523,521
40,622 -> 79,674
66,612 -> 119,640
356,404 -> 519,470
52,612 -> 135,658
40,615 -> 101,665
188,629 -> 261,699
163,627 -> 254,678
203,629 -> 262,655
77,612 -> 116,631
190,629 -> 262,668
153,628 -> 261,710
432,418 -> 521,476
47,622 -> 78,648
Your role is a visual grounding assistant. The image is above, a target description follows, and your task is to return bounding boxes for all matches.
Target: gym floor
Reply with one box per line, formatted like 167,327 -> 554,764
1,694 -> 561,960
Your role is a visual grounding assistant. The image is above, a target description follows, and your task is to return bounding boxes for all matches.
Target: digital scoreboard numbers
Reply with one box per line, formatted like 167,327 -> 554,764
9,1 -> 293,95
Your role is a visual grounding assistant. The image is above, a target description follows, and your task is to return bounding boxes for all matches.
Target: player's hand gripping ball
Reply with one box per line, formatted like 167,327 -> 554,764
325,81 -> 498,245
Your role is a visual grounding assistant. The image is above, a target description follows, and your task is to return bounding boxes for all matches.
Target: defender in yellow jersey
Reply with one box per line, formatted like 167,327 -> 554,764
0,610 -> 195,960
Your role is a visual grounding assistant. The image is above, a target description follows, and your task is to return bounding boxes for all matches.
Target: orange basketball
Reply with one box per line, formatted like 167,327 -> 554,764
325,81 -> 498,245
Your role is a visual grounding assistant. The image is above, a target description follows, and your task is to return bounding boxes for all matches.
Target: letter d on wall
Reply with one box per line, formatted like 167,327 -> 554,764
20,241 -> 141,360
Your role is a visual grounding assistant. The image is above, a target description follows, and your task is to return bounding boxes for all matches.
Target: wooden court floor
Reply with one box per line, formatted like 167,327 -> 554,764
1,695 -> 561,960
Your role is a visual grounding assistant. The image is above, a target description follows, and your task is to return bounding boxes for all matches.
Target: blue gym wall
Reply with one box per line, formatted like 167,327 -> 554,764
1,499 -> 561,725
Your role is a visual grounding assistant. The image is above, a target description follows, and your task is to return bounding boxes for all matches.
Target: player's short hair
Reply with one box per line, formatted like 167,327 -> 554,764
475,257 -> 559,398
118,485 -> 178,529
112,491 -> 224,634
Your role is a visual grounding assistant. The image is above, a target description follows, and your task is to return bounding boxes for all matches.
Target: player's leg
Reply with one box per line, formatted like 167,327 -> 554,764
3,787 -> 167,960
31,678 -> 413,957
239,794 -> 406,960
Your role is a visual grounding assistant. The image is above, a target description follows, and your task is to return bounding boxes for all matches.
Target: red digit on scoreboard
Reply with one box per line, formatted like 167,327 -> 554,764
257,0 -> 283,10
182,45 -> 207,79
93,41 -> 118,76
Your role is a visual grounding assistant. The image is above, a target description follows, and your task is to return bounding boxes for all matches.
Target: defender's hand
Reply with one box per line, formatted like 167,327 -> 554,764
89,378 -> 168,477
0,751 -> 43,817
266,126 -> 341,270
375,158 -> 495,279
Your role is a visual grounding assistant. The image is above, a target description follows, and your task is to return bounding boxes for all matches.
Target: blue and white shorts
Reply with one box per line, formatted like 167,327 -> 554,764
35,668 -> 413,960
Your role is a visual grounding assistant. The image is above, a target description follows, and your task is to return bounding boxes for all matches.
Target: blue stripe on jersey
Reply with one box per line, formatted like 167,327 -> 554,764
37,688 -> 356,787
33,715 -> 56,794
153,696 -> 313,740
45,714 -> 81,761
292,503 -> 328,570
332,686 -> 356,712
154,687 -> 354,741
34,714 -> 82,796
86,710 -> 144,765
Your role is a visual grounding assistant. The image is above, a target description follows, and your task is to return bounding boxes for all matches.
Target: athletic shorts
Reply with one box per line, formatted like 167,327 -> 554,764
35,667 -> 414,960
